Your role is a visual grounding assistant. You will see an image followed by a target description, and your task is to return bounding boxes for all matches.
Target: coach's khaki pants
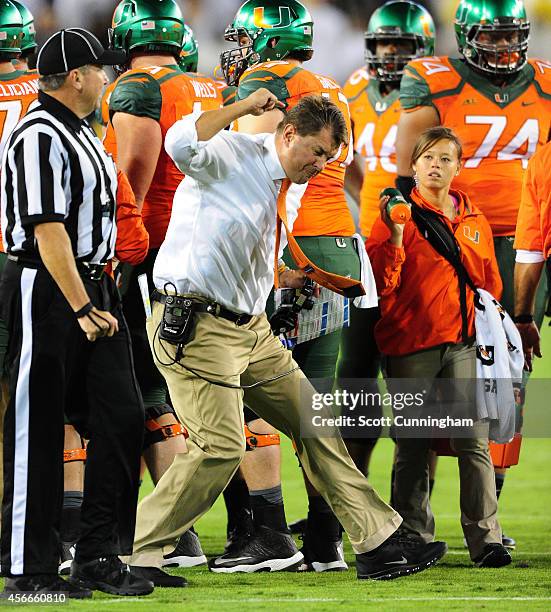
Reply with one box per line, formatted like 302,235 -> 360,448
127,301 -> 401,567
386,343 -> 501,560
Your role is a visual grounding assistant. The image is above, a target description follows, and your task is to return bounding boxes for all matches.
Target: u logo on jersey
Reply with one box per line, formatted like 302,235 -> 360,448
253,6 -> 292,29
463,226 -> 480,244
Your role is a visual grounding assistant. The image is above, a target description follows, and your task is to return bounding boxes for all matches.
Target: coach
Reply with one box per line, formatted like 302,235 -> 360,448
127,91 -> 446,584
0,29 -> 151,597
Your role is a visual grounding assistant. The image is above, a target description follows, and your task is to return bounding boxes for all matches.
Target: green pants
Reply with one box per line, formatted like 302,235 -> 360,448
282,236 -> 360,389
386,343 -> 501,559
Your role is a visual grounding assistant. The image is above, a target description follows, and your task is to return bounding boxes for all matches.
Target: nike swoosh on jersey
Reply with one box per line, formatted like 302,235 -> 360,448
385,555 -> 408,565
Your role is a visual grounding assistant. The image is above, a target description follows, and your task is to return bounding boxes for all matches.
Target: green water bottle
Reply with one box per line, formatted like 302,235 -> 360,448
381,187 -> 411,224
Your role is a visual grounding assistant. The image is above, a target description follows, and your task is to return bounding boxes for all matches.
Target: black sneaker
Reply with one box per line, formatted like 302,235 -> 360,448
356,531 -> 447,580
299,532 -> 347,572
69,555 -> 154,596
209,526 -> 303,573
162,529 -> 207,568
59,541 -> 76,575
225,509 -> 254,555
1,574 -> 92,599
502,533 -> 516,550
473,543 -> 512,568
288,517 -> 307,535
130,566 -> 187,587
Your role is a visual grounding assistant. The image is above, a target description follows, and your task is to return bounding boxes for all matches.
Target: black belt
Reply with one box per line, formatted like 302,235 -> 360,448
152,291 -> 253,326
7,254 -> 107,281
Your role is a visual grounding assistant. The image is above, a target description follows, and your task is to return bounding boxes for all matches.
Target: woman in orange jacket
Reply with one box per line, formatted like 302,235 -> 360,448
366,126 -> 510,568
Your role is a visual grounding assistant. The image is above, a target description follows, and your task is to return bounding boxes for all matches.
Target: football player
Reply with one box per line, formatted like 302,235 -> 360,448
395,0 -> 551,550
211,0 -> 365,574
10,0 -> 35,71
104,0 -> 227,585
339,0 -> 436,485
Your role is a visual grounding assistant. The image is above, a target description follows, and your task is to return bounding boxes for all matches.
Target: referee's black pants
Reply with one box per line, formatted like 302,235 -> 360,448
0,260 -> 144,576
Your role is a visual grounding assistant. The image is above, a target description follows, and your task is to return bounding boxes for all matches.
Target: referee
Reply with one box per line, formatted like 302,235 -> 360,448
0,29 -> 152,597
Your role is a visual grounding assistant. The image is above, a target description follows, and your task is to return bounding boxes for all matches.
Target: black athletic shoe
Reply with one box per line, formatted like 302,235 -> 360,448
69,555 -> 154,596
288,517 -> 307,535
356,532 -> 448,580
209,526 -> 303,573
130,566 -> 187,587
224,509 -> 254,555
59,541 -> 76,575
473,543 -> 512,568
1,574 -> 92,599
502,533 -> 516,550
162,530 -> 207,568
299,532 -> 347,572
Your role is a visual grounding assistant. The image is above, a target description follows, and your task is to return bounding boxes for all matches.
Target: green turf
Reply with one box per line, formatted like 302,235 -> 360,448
4,331 -> 551,610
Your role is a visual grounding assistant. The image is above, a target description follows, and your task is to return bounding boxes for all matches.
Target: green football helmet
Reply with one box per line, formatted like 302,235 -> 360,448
178,24 -> 198,72
109,0 -> 185,63
455,0 -> 530,74
365,1 -> 435,82
10,0 -> 35,55
0,0 -> 23,58
221,0 -> 313,86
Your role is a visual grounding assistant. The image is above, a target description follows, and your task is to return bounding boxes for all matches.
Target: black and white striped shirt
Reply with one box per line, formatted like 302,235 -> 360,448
1,91 -> 117,264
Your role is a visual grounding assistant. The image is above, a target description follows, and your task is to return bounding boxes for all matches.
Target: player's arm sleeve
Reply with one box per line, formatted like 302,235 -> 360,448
399,64 -> 435,112
237,69 -> 291,109
109,72 -> 163,121
115,170 -> 149,265
514,156 -> 543,258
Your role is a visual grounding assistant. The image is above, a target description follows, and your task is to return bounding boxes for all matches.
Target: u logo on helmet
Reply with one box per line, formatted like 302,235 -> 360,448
253,6 -> 292,29
420,16 -> 433,38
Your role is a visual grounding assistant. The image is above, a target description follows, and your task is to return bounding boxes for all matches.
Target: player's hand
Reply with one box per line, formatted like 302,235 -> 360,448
77,307 -> 119,342
379,194 -> 404,247
516,321 -> 541,372
245,88 -> 285,116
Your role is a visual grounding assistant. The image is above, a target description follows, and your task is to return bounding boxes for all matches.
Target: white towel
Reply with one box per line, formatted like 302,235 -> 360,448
474,288 -> 523,444
352,234 -> 378,309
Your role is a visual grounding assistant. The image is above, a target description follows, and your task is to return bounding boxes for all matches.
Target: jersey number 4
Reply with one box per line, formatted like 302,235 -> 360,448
464,115 -> 539,169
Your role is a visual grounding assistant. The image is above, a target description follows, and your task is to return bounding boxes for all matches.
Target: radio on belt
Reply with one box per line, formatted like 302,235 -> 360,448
159,295 -> 195,345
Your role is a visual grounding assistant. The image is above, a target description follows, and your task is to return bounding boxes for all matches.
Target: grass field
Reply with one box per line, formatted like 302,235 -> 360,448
4,335 -> 551,610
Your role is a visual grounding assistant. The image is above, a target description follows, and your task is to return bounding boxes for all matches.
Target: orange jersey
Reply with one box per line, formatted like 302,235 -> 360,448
0,70 -> 39,160
0,70 -> 40,252
514,141 -> 551,257
103,65 -> 223,248
367,189 -> 502,356
237,61 -> 355,236
401,57 -> 551,236
343,67 -> 400,237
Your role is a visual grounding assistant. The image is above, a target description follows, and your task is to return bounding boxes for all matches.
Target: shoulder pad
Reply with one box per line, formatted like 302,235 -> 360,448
400,56 -> 460,110
528,58 -> 551,99
215,81 -> 237,106
343,67 -> 370,101
237,61 -> 305,107
109,69 -> 162,121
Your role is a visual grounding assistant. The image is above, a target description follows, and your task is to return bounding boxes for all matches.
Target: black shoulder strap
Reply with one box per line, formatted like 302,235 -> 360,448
411,204 -> 479,342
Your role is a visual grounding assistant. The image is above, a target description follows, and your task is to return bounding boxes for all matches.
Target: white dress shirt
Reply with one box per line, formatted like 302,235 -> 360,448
155,112 -> 306,316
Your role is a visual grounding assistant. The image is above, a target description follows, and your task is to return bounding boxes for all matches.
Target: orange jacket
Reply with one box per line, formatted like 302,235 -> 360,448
514,141 -> 551,257
114,170 -> 149,266
366,189 -> 502,356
